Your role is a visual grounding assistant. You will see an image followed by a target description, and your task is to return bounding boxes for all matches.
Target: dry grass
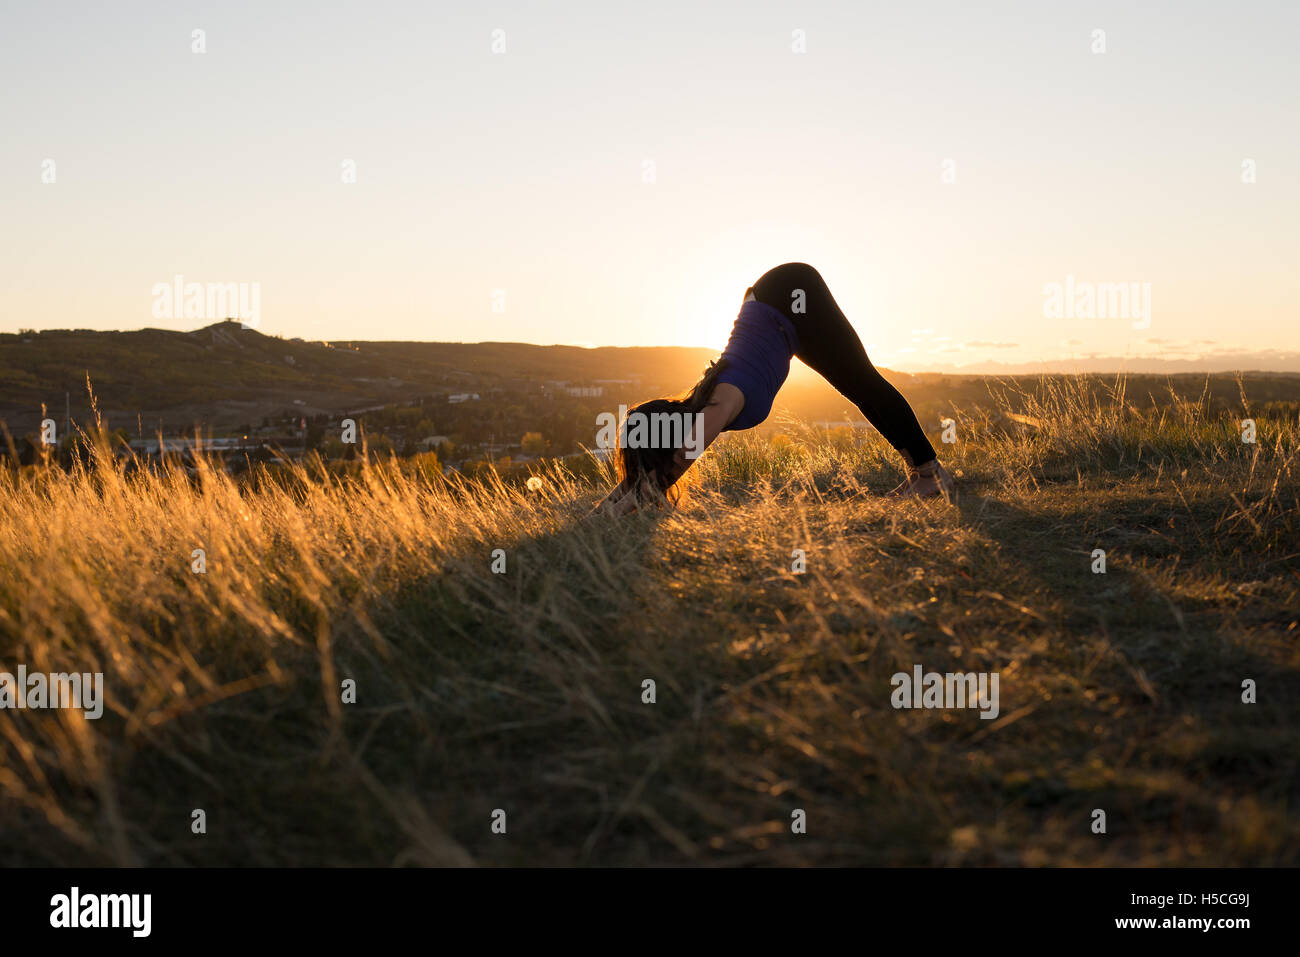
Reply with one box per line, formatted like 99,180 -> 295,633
1,376 -> 1298,865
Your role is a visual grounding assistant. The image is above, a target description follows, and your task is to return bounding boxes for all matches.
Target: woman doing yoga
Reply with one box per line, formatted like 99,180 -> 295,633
595,262 -> 954,516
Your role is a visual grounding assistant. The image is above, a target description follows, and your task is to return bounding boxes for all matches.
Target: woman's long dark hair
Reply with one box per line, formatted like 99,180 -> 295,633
615,358 -> 729,506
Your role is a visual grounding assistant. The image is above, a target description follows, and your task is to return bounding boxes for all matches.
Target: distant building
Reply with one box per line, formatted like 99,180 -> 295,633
126,436 -> 258,454
566,386 -> 603,397
418,435 -> 451,450
448,393 -> 480,403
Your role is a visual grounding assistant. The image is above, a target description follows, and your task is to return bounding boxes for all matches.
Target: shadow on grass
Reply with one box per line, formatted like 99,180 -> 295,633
949,489 -> 1300,862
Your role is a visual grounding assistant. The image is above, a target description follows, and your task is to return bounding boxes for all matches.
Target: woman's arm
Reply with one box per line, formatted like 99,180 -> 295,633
660,386 -> 740,488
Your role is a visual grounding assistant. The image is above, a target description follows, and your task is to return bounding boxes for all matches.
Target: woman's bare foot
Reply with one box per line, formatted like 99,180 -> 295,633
889,459 -> 955,498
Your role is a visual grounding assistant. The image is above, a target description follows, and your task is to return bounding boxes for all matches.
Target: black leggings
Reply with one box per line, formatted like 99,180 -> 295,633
750,262 -> 937,465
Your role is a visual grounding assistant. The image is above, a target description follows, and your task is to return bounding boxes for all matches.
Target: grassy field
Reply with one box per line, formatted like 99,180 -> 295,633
1,376 -> 1297,866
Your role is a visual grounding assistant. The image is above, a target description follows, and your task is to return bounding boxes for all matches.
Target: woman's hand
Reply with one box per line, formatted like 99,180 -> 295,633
586,481 -> 647,519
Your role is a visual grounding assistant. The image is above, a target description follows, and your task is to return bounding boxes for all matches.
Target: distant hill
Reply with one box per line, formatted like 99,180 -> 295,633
5,322 -> 1299,440
0,321 -> 717,434
895,352 -> 1300,376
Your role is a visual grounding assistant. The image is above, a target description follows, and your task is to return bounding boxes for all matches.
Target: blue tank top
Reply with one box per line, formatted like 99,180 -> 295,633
715,298 -> 799,431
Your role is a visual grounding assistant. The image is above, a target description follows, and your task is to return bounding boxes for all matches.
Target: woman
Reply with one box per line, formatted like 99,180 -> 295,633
595,262 -> 954,516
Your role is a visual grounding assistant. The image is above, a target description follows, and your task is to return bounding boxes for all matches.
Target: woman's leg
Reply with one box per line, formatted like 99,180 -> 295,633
751,262 -> 939,467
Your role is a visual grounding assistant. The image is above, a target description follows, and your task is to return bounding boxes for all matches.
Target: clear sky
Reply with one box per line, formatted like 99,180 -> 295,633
2,0 -> 1297,370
